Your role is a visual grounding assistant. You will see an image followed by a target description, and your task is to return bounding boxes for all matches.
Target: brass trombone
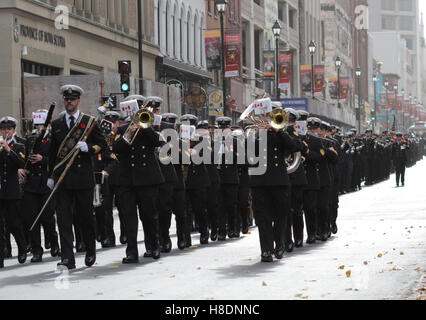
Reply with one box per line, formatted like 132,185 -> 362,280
123,108 -> 155,144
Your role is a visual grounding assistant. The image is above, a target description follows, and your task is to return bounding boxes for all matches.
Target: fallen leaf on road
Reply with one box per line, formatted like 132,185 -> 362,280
345,288 -> 353,291
338,265 -> 345,269
262,281 -> 267,286
302,296 -> 309,299
387,261 -> 393,264
400,252 -> 404,255
170,275 -> 176,278
197,267 -> 201,270
378,253 -> 383,258
247,232 -> 251,234
363,261 -> 368,265
294,293 -> 302,297
189,246 -> 198,249
346,270 -> 351,278
108,266 -> 119,269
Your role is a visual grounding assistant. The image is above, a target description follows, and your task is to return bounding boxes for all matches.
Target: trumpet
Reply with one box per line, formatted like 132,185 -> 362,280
123,107 -> 155,145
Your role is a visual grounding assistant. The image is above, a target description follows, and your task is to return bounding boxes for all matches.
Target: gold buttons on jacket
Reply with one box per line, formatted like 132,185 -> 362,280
131,155 -> 135,159
131,163 -> 135,167
142,146 -> 146,150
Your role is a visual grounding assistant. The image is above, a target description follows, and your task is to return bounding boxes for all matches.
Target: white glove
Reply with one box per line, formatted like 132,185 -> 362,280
76,141 -> 89,152
47,178 -> 54,190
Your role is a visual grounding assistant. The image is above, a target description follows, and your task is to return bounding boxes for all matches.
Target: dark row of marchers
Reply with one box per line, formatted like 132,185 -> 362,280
0,86 -> 425,268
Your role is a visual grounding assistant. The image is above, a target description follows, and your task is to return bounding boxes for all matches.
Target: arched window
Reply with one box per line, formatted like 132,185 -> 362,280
187,11 -> 191,63
180,6 -> 185,61
165,1 -> 169,54
173,3 -> 177,58
194,14 -> 198,65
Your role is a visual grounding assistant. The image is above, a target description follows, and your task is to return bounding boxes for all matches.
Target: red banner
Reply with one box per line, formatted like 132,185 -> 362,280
387,93 -> 395,110
225,29 -> 241,78
396,95 -> 403,112
314,65 -> 325,95
379,93 -> 386,106
300,65 -> 312,92
404,100 -> 410,116
205,30 -> 221,70
415,106 -> 421,120
279,52 -> 292,89
410,104 -> 416,118
340,77 -> 349,101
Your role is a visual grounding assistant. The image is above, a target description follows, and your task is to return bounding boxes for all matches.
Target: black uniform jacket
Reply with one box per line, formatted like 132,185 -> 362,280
23,132 -> 51,195
250,129 -> 302,187
186,137 -> 210,190
303,133 -> 324,190
0,141 -> 25,200
48,113 -> 107,190
287,126 -> 308,187
113,124 -> 165,187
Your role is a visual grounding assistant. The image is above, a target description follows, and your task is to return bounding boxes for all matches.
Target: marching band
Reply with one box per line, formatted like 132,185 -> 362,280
0,84 -> 425,269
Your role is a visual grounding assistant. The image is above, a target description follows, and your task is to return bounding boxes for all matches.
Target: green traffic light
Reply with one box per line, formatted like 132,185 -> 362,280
121,83 -> 129,92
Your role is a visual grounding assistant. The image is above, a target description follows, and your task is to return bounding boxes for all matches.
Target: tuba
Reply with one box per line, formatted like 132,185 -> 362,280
239,102 -> 302,174
123,107 -> 155,144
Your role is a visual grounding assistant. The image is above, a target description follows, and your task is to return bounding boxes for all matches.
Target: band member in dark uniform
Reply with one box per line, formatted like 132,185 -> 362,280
284,108 -> 309,251
181,114 -> 211,245
113,106 -> 165,263
392,132 -> 409,187
20,110 -> 60,262
216,116 -> 240,240
48,85 -> 107,270
0,116 -> 28,268
249,110 -> 303,262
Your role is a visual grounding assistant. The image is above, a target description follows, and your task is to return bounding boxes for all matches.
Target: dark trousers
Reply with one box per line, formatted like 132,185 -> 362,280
55,189 -> 95,263
0,199 -> 26,260
158,183 -> 174,245
238,183 -> 250,232
219,184 -> 239,235
286,186 -> 304,244
186,188 -> 209,237
119,186 -> 159,257
251,186 -> 290,254
206,183 -> 220,234
317,187 -> 330,236
395,163 -> 406,185
172,188 -> 187,244
303,189 -> 318,239
104,184 -> 126,242
21,191 -> 58,255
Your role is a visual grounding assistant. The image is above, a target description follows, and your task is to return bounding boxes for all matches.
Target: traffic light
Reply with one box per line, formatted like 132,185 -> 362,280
118,60 -> 131,93
371,110 -> 376,122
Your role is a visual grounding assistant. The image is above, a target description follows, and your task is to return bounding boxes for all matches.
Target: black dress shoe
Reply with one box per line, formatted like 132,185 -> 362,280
152,249 -> 160,260
306,236 -> 316,244
143,250 -> 153,258
327,231 -> 332,238
295,239 -> 303,248
160,239 -> 172,253
101,238 -> 116,248
18,252 -> 27,264
218,231 -> 226,241
261,252 -> 273,262
210,230 -> 218,241
85,253 -> 96,267
25,244 -> 32,253
200,233 -> 209,245
285,242 -> 294,253
315,234 -> 322,241
331,223 -> 338,234
274,247 -> 285,259
241,226 -> 249,234
321,233 -> 328,241
177,239 -> 186,250
31,253 -> 43,263
50,245 -> 60,257
0,260 -> 3,268
122,256 -> 139,264
119,235 -> 127,245
44,239 -> 51,250
57,259 -> 76,270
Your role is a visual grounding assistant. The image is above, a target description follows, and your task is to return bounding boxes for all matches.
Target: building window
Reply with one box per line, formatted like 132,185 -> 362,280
278,2 -> 286,23
22,60 -> 60,76
398,0 -> 413,11
382,16 -> 396,30
399,16 -> 413,30
381,0 -> 395,10
404,37 -> 414,50
289,7 -> 296,29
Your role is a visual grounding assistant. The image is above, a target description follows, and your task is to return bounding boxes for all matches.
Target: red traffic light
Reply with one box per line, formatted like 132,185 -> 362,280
118,60 -> 131,74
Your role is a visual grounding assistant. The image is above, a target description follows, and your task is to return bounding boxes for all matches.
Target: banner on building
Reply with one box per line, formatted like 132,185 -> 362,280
208,90 -> 224,117
404,100 -> 410,116
387,93 -> 395,111
396,95 -> 403,112
379,93 -> 386,106
339,77 -> 349,101
279,51 -> 292,89
204,30 -> 222,70
314,65 -> 325,95
225,29 -> 241,78
300,65 -> 312,92
263,50 -> 275,79
410,104 -> 416,118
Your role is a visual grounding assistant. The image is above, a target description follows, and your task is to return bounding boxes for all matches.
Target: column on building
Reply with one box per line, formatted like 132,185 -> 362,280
108,0 -> 116,28
159,0 -> 167,55
75,0 -> 83,14
121,0 -> 129,33
115,0 -> 122,30
93,0 -> 101,22
174,4 -> 181,60
83,0 -> 92,18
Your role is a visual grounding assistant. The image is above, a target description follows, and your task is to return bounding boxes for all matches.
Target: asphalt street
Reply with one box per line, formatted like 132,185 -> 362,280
0,160 -> 425,300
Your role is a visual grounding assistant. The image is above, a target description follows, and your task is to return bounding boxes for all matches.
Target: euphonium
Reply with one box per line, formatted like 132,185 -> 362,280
124,108 -> 155,144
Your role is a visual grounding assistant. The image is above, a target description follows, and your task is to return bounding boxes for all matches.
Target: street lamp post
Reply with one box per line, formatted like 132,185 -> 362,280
393,84 -> 398,130
401,89 -> 405,132
335,56 -> 342,108
355,66 -> 362,134
137,0 -> 143,95
384,80 -> 389,130
272,20 -> 281,102
308,41 -> 316,98
373,74 -> 378,132
215,0 -> 228,117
